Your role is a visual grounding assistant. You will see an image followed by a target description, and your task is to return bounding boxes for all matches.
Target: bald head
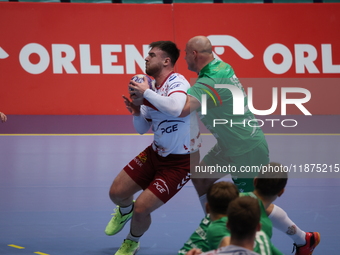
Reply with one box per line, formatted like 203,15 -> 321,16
187,36 -> 213,55
185,36 -> 214,73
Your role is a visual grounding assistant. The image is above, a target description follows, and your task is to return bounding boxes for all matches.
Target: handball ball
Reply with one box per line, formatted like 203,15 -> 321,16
129,74 -> 156,91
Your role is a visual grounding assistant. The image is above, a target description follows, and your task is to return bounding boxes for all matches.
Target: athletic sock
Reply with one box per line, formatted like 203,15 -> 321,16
199,194 -> 207,214
126,231 -> 142,243
268,204 -> 306,246
119,203 -> 134,216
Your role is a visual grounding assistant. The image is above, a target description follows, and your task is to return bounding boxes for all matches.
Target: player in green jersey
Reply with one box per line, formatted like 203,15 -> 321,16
180,35 -> 269,207
180,36 -> 320,255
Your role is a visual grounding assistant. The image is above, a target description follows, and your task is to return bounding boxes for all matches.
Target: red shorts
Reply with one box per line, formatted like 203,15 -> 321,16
123,145 -> 200,203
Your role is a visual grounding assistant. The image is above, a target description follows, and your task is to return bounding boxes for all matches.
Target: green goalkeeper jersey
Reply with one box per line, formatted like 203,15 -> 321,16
188,59 -> 266,157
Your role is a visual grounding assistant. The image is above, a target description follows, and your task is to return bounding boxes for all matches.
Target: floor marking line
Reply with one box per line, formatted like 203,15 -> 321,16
8,244 -> 25,249
34,252 -> 50,255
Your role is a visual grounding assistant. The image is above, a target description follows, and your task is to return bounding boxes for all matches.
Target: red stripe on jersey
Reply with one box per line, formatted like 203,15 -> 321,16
168,90 -> 187,97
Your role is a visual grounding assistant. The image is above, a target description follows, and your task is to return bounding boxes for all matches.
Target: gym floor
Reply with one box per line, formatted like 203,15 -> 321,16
0,115 -> 339,255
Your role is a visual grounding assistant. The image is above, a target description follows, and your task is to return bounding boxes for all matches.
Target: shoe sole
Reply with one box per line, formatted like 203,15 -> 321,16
105,215 -> 132,236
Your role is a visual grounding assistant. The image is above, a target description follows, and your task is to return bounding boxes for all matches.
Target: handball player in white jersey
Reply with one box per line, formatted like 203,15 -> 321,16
105,41 -> 201,255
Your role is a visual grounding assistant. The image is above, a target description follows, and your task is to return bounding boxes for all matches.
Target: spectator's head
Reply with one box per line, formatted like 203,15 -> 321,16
206,181 -> 239,215
226,196 -> 261,239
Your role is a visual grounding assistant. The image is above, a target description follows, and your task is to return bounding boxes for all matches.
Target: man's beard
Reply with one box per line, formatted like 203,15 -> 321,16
146,64 -> 160,77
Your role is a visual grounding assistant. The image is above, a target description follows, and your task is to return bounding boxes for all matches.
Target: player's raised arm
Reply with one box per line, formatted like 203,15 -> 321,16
130,76 -> 188,118
143,89 -> 187,117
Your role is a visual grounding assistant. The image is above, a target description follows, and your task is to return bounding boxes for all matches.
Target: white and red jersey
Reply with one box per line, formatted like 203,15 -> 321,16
139,72 -> 201,157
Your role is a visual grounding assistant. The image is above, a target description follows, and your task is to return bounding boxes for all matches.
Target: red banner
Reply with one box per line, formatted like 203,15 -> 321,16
0,2 -> 339,115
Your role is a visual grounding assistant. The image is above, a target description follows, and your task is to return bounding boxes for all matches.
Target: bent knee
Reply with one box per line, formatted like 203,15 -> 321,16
133,201 -> 150,216
109,185 -> 120,202
108,181 -> 130,203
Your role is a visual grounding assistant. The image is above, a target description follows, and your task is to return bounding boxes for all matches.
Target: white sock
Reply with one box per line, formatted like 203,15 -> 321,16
199,194 -> 207,214
119,203 -> 134,215
126,231 -> 142,243
269,205 -> 306,246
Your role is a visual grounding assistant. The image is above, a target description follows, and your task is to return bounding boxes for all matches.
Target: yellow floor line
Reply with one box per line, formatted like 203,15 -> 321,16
7,244 -> 50,255
8,244 -> 25,249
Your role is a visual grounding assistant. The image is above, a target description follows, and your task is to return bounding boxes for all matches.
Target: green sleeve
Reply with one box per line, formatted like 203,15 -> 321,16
206,217 -> 230,250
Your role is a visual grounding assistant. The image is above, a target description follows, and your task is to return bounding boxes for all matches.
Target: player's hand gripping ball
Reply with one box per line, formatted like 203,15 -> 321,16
129,74 -> 156,93
129,74 -> 155,106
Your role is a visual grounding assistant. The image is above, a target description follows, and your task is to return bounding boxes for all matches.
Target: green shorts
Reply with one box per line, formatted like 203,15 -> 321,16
202,140 -> 269,192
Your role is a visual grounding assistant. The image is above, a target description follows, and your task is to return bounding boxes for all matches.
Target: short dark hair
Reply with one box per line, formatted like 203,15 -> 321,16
227,196 -> 260,239
207,181 -> 239,215
255,162 -> 288,197
149,41 -> 180,66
